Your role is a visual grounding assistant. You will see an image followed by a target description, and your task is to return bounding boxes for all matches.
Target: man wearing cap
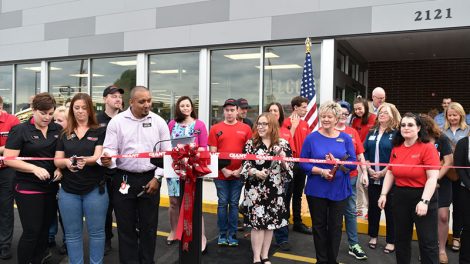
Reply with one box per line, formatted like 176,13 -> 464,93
96,85 -> 124,255
208,98 -> 252,247
0,96 -> 20,260
237,98 -> 253,128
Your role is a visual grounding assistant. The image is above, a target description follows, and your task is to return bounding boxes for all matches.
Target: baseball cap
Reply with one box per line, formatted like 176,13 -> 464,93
103,86 -> 124,97
223,98 -> 238,108
237,98 -> 251,109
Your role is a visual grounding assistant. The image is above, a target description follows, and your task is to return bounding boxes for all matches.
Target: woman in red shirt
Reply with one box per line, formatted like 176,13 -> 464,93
351,96 -> 376,143
378,112 -> 440,264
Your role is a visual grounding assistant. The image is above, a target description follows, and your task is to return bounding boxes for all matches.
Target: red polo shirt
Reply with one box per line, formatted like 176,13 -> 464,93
0,112 -> 20,168
282,118 -> 310,158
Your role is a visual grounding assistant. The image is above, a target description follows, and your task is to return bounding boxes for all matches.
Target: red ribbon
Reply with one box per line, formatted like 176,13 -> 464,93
171,143 -> 212,251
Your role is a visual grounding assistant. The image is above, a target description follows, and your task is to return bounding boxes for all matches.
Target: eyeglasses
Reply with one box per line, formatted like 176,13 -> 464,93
400,123 -> 416,128
378,111 -> 389,116
257,122 -> 269,127
341,113 -> 349,117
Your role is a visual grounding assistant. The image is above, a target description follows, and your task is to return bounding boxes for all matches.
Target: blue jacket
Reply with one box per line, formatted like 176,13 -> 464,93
363,129 -> 396,174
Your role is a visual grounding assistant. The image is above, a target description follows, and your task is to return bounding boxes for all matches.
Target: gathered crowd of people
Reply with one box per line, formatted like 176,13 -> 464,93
0,85 -> 470,264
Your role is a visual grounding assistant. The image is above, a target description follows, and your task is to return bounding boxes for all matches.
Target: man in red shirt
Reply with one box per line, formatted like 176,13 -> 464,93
209,98 -> 252,247
282,96 -> 312,235
0,96 -> 20,259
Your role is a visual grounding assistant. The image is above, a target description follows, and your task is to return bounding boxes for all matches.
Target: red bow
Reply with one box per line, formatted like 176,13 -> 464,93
171,143 -> 211,251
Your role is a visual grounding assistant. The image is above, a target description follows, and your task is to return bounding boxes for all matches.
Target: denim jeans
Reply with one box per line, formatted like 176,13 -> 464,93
58,187 -> 108,264
214,179 -> 243,236
344,176 -> 359,246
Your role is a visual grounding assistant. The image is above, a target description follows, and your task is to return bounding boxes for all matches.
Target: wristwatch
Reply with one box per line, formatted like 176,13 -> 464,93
155,175 -> 163,183
420,199 -> 429,205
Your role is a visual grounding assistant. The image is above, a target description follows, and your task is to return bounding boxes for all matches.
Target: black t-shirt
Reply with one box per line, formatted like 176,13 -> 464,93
57,127 -> 105,195
96,111 -> 112,128
243,118 -> 253,129
5,119 -> 61,193
435,134 -> 453,184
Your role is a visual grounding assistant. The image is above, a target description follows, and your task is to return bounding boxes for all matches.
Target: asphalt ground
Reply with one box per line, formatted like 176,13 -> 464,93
2,206 -> 459,264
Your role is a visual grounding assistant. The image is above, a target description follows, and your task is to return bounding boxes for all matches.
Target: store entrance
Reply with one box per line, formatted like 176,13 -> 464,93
336,28 -> 470,115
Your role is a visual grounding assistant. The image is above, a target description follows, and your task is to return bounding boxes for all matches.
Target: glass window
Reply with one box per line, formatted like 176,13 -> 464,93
148,52 -> 199,122
91,56 -> 136,112
210,48 -> 260,125
337,51 -> 346,72
0,65 -> 13,113
49,60 -> 88,107
263,44 -> 321,116
16,63 -> 41,112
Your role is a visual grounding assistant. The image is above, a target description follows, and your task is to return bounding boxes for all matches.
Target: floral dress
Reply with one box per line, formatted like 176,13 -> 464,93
167,121 -> 195,197
240,138 -> 293,230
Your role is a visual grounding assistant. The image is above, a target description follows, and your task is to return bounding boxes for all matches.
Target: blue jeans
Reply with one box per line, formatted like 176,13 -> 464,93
344,176 -> 359,246
214,179 -> 243,236
58,187 -> 108,264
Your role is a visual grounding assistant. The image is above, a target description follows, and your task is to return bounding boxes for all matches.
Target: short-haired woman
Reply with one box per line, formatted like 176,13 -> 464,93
300,101 -> 357,264
241,112 -> 293,264
4,93 -> 62,264
379,113 -> 440,264
54,93 -> 108,264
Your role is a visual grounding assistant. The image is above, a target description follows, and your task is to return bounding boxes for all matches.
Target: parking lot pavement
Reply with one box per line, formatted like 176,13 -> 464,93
6,207 -> 458,264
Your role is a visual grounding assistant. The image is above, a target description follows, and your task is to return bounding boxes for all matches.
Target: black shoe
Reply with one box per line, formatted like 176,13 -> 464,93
237,220 -> 244,231
293,223 -> 312,235
278,242 -> 291,251
104,240 -> 112,255
0,247 -> 12,260
59,244 -> 67,255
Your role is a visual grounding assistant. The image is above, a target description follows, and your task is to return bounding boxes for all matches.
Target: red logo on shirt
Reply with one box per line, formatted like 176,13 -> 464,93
411,154 -> 420,159
87,137 -> 98,141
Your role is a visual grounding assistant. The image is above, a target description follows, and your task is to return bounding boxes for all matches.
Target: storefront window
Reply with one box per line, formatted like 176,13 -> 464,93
0,66 -> 13,113
263,44 -> 321,116
210,48 -> 260,125
49,60 -> 88,106
148,52 -> 199,122
91,56 -> 136,112
16,63 -> 41,113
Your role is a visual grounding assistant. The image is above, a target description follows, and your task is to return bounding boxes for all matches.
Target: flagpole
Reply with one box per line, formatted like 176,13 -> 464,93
305,37 -> 311,53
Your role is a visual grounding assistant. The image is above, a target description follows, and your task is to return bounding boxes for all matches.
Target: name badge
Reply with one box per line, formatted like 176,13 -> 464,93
336,138 -> 344,143
143,123 -> 152,128
32,135 -> 40,140
368,135 -> 376,141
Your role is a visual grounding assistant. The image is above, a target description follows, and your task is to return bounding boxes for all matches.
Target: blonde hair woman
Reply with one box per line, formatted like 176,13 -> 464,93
300,101 -> 357,264
443,102 -> 469,252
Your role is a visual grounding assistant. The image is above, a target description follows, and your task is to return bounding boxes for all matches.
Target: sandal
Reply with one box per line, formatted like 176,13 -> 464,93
383,247 -> 395,254
368,241 -> 377,249
452,238 -> 461,251
261,258 -> 271,264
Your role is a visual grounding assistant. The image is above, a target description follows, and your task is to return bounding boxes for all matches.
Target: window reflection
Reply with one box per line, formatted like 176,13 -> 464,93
0,66 -> 13,113
91,56 -> 136,112
16,63 -> 41,112
263,44 -> 321,116
49,60 -> 88,107
210,48 -> 260,125
148,52 -> 199,122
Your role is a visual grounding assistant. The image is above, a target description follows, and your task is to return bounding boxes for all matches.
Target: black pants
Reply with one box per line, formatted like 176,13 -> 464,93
368,183 -> 395,243
393,187 -> 438,264
0,168 -> 14,250
307,195 -> 347,264
286,164 -> 306,225
460,186 -> 470,263
105,171 -> 115,241
453,180 -> 463,238
114,170 -> 160,264
15,191 -> 57,264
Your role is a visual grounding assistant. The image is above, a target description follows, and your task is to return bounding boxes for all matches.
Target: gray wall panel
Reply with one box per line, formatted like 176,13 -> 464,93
272,7 -> 372,39
156,0 -> 229,28
69,33 -> 124,56
0,39 -> 68,61
96,9 -> 156,34
45,17 -> 95,40
0,11 -> 21,30
2,0 -> 77,13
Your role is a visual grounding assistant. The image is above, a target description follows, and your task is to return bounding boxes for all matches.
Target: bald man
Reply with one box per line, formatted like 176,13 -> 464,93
368,87 -> 387,114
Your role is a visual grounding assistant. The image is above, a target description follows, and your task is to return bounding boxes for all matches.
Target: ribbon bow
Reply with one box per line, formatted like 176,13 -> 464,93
171,143 -> 212,251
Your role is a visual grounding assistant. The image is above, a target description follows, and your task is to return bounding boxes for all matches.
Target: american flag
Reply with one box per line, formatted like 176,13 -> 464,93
300,51 -> 319,131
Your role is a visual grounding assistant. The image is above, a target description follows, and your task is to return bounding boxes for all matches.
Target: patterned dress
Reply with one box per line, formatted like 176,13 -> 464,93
240,138 -> 293,230
167,121 -> 195,197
